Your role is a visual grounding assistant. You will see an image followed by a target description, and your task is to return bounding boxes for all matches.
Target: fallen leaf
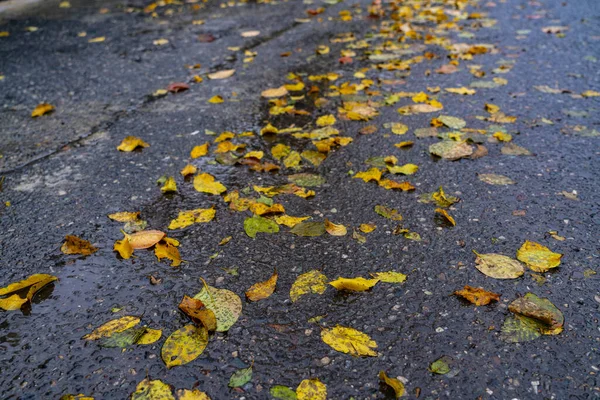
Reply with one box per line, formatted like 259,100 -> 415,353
502,293 -> 564,342
290,221 -> 326,237
193,173 -> 227,195
473,250 -> 525,279
113,236 -> 133,259
321,325 -> 377,357
83,316 -> 141,340
296,379 -> 326,400
436,115 -> 466,129
246,269 -> 277,301
324,219 -> 347,236
374,205 -> 402,221
191,143 -> 209,158
136,328 -> 162,345
88,36 -> 105,43
429,357 -> 451,374
244,215 -> 279,238
128,230 -> 165,249
434,208 -> 456,226
107,211 -> 140,222
0,273 -> 58,311
387,163 -> 418,175
359,224 -> 376,233
153,38 -> 169,46
131,379 -> 174,400
31,103 -> 54,117
98,326 -> 148,348
290,270 -> 328,302
161,177 -> 177,193
154,240 -> 181,267
516,241 -> 562,272
261,87 -> 289,98
501,143 -> 532,156
329,277 -> 378,292
208,69 -> 235,80
117,136 -> 149,152
454,285 -> 500,305
478,173 -> 515,185
229,365 -> 253,388
176,389 -> 211,400
161,325 -> 208,368
379,371 -> 405,398
316,114 -> 336,127
429,141 -> 473,160
369,271 -> 406,283
169,208 -> 216,229
179,296 -> 217,331
270,385 -> 297,400
445,87 -> 476,95
61,235 -> 98,255
241,30 -> 260,37
274,215 -> 310,227
193,283 -> 242,332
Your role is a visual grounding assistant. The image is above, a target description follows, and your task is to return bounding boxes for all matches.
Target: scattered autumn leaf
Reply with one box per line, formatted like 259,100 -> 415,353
290,270 -> 327,302
246,269 -> 277,301
321,325 -> 377,357
516,241 -> 562,272
61,235 -> 98,256
454,285 -> 500,306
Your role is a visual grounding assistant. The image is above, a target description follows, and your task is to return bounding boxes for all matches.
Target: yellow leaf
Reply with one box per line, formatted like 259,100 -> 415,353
324,219 -> 347,236
176,388 -> 211,400
394,141 -> 414,148
493,132 -> 512,142
271,143 -> 291,160
180,164 -> 197,177
60,235 -> 98,255
321,325 -> 377,357
190,143 -> 209,158
0,294 -> 28,311
290,270 -> 328,302
88,36 -> 105,43
379,371 -> 405,398
179,296 -> 217,332
296,379 -> 327,400
193,284 -> 242,332
285,81 -> 305,91
582,90 -> 600,98
274,215 -> 310,227
136,328 -> 162,345
454,285 -> 500,306
169,208 -> 216,229
208,95 -> 224,104
215,141 -> 245,153
301,150 -> 326,166
117,136 -> 149,152
359,223 -> 376,233
390,123 -> 408,135
329,277 -> 378,292
245,269 -> 277,301
161,325 -> 208,369
83,316 -> 141,340
107,211 -> 140,222
261,86 -> 289,98
0,31 -> 10,37
473,251 -> 525,279
412,92 -> 428,103
316,114 -> 336,127
128,230 -> 166,249
131,379 -> 175,400
283,151 -> 302,169
207,69 -> 235,80
378,179 -> 415,191
485,103 -> 500,114
369,271 -> 407,283
153,38 -> 169,46
161,177 -> 177,193
354,168 -> 382,182
435,208 -> 456,226
114,237 -> 133,259
387,163 -> 418,175
445,87 -> 476,95
155,240 -> 181,267
193,173 -> 227,195
215,132 -> 235,142
244,151 -> 264,159
516,241 -> 562,272
31,103 -> 54,117
316,45 -> 330,54
219,236 -> 232,246
0,274 -> 58,310
249,202 -> 285,216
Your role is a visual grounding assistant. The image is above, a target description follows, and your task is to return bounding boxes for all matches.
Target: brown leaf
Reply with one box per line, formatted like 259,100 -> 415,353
166,82 -> 189,93
178,295 -> 217,331
61,235 -> 98,256
245,269 -> 278,302
454,285 -> 500,306
128,230 -> 166,249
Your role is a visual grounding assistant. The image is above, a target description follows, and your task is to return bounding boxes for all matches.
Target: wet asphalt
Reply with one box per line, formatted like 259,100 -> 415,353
0,0 -> 599,399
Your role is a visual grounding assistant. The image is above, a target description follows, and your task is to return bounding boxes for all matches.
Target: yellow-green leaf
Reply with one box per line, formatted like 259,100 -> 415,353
516,240 -> 562,272
290,270 -> 327,302
83,316 -> 141,340
193,284 -> 242,332
161,325 -> 208,368
131,379 -> 175,400
473,251 -> 525,279
246,269 -> 277,302
296,379 -> 326,400
369,271 -> 407,283
321,325 -> 377,357
386,163 -> 418,175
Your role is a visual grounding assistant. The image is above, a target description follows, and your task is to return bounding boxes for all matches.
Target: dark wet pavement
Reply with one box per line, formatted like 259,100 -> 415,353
0,0 -> 599,398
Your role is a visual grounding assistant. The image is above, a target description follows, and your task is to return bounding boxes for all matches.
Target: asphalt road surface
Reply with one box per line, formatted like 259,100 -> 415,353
0,0 -> 599,399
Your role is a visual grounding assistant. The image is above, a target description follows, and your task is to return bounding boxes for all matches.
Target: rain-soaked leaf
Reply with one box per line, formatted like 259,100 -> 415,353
228,365 -> 253,388
61,235 -> 98,256
194,284 -> 242,332
329,277 -> 378,292
288,173 -> 326,187
454,285 -> 500,306
419,186 -> 459,208
374,205 -> 402,221
324,219 -> 347,236
154,240 -> 181,267
429,357 -> 451,374
296,379 -> 326,400
136,328 -> 162,345
98,326 -> 147,348
387,163 -> 418,175
274,215 -> 310,227
379,371 -> 405,398
290,270 -> 328,302
478,173 -> 515,185
244,215 -> 279,238
179,296 -> 217,331
434,208 -> 456,226
31,103 -> 54,117
113,236 -> 133,259
246,269 -> 277,301
473,251 -> 525,279
59,395 -> 94,400
321,325 -> 377,357
516,241 -> 562,272
161,325 -> 208,368
191,143 -> 209,158
161,177 -> 177,193
436,115 -> 466,129
316,114 -> 336,127
128,230 -> 165,249
194,173 -> 227,195
369,271 -> 407,283
176,389 -> 211,400
107,211 -> 140,222
429,140 -> 473,160
354,168 -> 382,183
181,164 -> 198,177
117,136 -> 149,152
502,293 -> 564,342
131,379 -> 174,400
169,208 -> 216,229
83,316 -> 141,340
0,273 -> 58,311
270,385 -> 297,400
290,221 -> 326,237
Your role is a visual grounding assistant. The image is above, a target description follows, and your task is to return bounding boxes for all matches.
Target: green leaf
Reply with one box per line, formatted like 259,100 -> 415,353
270,386 -> 297,400
290,221 -> 326,237
374,205 -> 402,221
429,357 -> 451,374
288,173 -> 326,187
244,215 -> 279,238
194,284 -> 242,332
228,365 -> 252,388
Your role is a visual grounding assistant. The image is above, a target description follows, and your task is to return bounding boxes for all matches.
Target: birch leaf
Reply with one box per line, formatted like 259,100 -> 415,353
131,379 -> 174,400
161,325 -> 208,368
193,284 -> 242,332
321,325 -> 377,357
473,251 -> 525,279
290,270 -> 327,302
516,241 -> 562,272
296,379 -> 326,400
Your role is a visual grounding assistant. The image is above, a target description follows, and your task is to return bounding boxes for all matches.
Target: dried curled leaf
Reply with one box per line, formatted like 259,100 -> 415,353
324,219 -> 347,236
516,241 -> 562,272
61,235 -> 98,256
329,277 -> 378,292
31,103 -> 54,117
379,371 -> 405,398
387,163 -> 418,175
321,325 -> 377,357
374,205 -> 402,221
502,293 -> 564,342
290,270 -> 328,302
161,325 -> 208,369
454,285 -> 500,306
434,208 -> 456,226
117,136 -> 149,152
246,269 -> 278,302
354,168 -> 382,183
473,251 -> 525,279
193,284 -> 242,332
296,379 -> 326,400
